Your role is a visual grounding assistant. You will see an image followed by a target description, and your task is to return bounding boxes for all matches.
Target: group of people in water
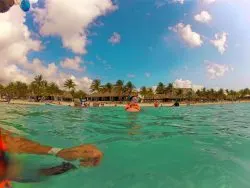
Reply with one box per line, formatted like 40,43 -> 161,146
0,95 -> 181,187
125,96 -> 180,112
73,94 -> 180,112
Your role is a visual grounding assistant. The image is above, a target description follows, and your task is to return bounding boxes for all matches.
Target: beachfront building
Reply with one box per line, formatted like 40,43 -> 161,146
142,88 -> 195,102
87,89 -> 139,102
87,88 -> 195,102
87,91 -> 128,101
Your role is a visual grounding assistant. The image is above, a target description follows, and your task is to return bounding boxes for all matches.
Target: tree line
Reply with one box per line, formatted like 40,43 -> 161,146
1,76 -> 250,102
90,80 -> 250,101
0,75 -> 86,101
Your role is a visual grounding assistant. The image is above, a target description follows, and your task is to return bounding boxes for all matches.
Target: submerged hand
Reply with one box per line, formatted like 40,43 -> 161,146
57,145 -> 103,167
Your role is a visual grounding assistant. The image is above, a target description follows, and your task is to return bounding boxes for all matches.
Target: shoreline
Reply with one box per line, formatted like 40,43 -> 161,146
1,99 -> 250,107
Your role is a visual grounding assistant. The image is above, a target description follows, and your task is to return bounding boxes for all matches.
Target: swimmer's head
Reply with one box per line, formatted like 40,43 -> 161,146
130,96 -> 138,103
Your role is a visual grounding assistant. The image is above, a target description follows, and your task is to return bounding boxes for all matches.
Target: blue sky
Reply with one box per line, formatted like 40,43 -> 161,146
1,0 -> 250,91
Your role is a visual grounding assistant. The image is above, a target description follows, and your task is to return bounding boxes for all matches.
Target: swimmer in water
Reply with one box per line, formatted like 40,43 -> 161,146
0,128 -> 103,185
125,95 -> 141,111
172,100 -> 180,107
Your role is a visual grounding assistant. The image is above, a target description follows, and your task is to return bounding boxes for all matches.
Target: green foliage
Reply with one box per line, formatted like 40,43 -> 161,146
30,75 -> 48,97
46,82 -> 61,96
124,81 -> 135,94
1,76 -> 250,102
64,79 -> 76,91
73,90 -> 87,99
104,83 -> 113,93
140,86 -> 147,96
156,82 -> 165,94
90,79 -> 101,93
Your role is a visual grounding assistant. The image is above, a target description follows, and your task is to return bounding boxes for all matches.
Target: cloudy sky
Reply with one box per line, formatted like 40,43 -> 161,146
1,0 -> 250,91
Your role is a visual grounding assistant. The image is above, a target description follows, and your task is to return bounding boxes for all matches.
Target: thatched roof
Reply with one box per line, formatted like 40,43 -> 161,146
87,91 -> 131,98
61,92 -> 73,99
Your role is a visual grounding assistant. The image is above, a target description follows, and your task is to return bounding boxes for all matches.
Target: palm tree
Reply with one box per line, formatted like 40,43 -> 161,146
125,81 -> 135,95
4,82 -> 16,102
90,79 -> 101,93
15,81 -> 28,99
156,82 -> 165,94
147,88 -> 154,97
64,79 -> 76,92
104,83 -> 113,93
217,88 -> 225,100
47,82 -> 61,98
176,89 -> 183,99
165,83 -> 173,95
187,90 -> 193,101
115,80 -> 124,101
34,75 -> 43,85
29,75 -> 48,101
140,86 -> 147,97
73,90 -> 87,99
207,89 -> 215,101
0,84 -> 4,98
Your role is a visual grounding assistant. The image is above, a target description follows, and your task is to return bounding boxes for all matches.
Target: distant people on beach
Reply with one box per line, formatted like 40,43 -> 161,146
73,98 -> 90,108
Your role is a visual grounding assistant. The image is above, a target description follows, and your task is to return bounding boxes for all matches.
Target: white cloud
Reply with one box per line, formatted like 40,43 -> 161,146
0,7 -> 41,66
173,79 -> 192,88
30,0 -> 39,4
1,65 -> 32,84
173,79 -> 204,91
0,7 -> 41,83
145,72 -> 151,78
211,32 -> 228,54
127,74 -> 136,78
173,0 -> 184,4
192,84 -> 204,92
108,32 -> 121,45
68,75 -> 92,92
169,23 -> 203,48
194,11 -> 212,23
201,0 -> 216,4
155,0 -> 184,8
152,86 -> 157,93
60,56 -> 84,72
206,61 -> 233,79
0,7 -> 92,92
25,59 -> 92,92
33,0 -> 117,54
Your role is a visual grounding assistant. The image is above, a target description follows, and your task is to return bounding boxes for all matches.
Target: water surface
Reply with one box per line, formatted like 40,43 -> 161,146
1,103 -> 250,188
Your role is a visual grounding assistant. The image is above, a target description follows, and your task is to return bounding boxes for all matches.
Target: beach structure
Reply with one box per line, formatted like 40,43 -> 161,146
87,91 -> 130,101
87,86 -> 138,102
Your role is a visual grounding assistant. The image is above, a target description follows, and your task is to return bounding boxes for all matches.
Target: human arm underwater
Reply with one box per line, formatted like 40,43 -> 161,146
1,128 -> 103,167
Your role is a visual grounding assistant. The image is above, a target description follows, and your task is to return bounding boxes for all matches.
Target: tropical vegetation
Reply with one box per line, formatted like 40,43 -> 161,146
0,75 -> 86,102
1,76 -> 250,102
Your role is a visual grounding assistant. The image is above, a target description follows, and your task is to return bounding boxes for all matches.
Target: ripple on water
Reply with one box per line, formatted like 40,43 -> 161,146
1,103 -> 250,188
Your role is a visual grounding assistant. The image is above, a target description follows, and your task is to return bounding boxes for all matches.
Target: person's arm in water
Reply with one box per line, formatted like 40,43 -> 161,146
10,162 -> 77,183
1,129 -> 103,166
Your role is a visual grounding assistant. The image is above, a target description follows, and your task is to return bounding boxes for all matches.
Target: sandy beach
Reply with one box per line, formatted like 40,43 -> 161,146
1,99 -> 250,107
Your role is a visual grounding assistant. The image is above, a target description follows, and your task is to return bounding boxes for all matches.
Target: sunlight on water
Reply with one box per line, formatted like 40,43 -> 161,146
1,103 -> 250,188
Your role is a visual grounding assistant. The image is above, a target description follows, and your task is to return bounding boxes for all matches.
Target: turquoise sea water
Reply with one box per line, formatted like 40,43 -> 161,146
1,103 -> 250,188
